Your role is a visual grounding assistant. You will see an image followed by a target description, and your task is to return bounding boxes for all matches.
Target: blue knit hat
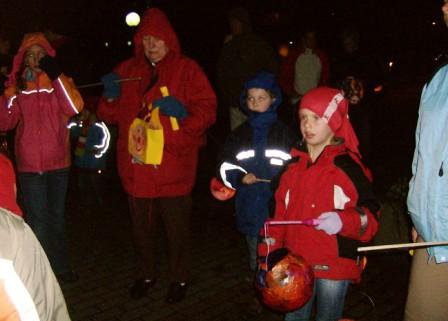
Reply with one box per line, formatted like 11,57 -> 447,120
240,71 -> 283,113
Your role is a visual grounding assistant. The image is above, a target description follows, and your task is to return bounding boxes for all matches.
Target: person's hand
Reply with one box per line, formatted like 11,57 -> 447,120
39,56 -> 61,80
101,72 -> 121,99
153,96 -> 187,120
242,173 -> 257,185
315,212 -> 342,235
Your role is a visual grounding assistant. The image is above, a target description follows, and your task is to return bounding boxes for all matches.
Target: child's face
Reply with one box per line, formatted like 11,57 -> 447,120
299,108 -> 334,149
246,88 -> 275,113
24,45 -> 46,72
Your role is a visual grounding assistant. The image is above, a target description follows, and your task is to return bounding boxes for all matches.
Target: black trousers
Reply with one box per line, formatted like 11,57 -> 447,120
127,195 -> 192,282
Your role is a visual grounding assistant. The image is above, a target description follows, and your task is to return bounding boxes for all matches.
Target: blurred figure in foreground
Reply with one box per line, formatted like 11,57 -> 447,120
0,153 -> 71,321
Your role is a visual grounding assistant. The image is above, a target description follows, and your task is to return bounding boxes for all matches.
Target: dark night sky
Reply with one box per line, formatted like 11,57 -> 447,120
1,0 -> 447,84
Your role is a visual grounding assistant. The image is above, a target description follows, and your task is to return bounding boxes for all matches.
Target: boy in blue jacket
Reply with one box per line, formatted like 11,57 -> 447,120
218,71 -> 295,273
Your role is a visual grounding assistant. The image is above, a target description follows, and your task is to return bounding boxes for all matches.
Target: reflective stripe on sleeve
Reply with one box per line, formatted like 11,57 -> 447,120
219,162 -> 247,189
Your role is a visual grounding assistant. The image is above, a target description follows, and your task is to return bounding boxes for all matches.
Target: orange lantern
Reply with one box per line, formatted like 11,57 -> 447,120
256,249 -> 314,313
209,177 -> 236,201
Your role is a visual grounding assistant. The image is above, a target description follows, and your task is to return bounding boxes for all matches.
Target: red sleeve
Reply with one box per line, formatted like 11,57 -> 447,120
334,157 -> 380,243
0,87 -> 20,131
163,61 -> 217,155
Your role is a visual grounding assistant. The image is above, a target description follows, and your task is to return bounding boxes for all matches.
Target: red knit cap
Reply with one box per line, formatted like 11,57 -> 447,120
0,154 -> 22,216
299,87 -> 360,156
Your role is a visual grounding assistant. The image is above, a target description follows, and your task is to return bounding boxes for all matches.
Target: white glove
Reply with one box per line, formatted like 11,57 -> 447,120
315,212 -> 342,235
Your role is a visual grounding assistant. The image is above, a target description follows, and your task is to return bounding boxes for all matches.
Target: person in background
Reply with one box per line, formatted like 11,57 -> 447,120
0,32 -> 83,283
404,2 -> 448,320
258,87 -> 379,321
0,153 -> 71,321
69,96 -> 110,210
331,26 -> 385,164
218,71 -> 295,278
217,6 -> 279,131
278,28 -> 330,106
98,8 -> 216,303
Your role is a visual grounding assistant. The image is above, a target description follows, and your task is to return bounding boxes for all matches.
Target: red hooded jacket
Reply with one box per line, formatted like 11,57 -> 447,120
258,143 -> 379,282
97,9 -> 217,197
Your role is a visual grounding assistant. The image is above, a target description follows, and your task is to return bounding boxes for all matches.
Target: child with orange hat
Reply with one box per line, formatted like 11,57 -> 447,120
257,87 -> 380,321
0,32 -> 83,283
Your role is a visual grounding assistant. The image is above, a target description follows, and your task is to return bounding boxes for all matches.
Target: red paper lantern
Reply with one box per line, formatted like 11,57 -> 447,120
256,252 -> 314,313
209,177 -> 236,201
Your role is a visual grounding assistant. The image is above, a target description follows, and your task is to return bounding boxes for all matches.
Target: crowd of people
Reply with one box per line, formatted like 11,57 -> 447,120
0,3 -> 447,321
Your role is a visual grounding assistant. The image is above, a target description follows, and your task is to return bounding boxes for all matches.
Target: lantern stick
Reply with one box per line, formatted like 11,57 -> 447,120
358,241 -> 448,253
266,219 -> 319,227
77,77 -> 142,89
256,178 -> 271,183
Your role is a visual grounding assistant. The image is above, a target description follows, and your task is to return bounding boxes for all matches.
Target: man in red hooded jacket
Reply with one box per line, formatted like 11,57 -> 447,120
97,8 -> 216,303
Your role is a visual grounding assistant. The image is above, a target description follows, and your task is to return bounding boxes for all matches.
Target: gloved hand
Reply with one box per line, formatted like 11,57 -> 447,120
153,96 -> 187,120
101,72 -> 121,99
39,56 -> 61,80
315,212 -> 342,235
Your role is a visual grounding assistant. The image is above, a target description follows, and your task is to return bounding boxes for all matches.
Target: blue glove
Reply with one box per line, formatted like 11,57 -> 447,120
101,72 -> 120,99
153,96 -> 187,120
315,212 -> 342,235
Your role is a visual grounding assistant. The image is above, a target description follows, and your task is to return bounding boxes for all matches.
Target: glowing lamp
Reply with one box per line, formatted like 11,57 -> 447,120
126,12 -> 141,27
278,45 -> 289,58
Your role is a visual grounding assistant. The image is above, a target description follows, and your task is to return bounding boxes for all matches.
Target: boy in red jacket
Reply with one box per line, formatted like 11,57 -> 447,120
258,87 -> 379,321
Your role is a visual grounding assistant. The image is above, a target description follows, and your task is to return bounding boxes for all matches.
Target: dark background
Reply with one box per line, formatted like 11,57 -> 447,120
1,0 -> 448,85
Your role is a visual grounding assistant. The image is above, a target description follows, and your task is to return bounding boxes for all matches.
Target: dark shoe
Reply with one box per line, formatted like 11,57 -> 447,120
165,282 -> 188,303
129,278 -> 156,299
57,270 -> 79,284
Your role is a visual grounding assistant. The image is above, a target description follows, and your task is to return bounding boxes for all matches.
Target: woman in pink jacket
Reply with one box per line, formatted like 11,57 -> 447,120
0,32 -> 83,282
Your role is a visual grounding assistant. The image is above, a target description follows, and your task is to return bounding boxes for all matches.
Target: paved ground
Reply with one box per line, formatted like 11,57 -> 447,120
59,77 -> 424,321
62,170 -> 410,321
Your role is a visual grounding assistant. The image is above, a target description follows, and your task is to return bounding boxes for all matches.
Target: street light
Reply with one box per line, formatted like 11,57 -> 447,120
126,12 -> 140,27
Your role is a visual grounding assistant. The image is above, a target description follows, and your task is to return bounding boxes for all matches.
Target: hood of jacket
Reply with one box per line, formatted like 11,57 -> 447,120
7,32 -> 55,86
133,8 -> 181,60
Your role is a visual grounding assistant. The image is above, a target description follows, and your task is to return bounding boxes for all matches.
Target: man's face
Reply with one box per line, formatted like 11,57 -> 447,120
142,35 -> 169,63
443,0 -> 448,27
